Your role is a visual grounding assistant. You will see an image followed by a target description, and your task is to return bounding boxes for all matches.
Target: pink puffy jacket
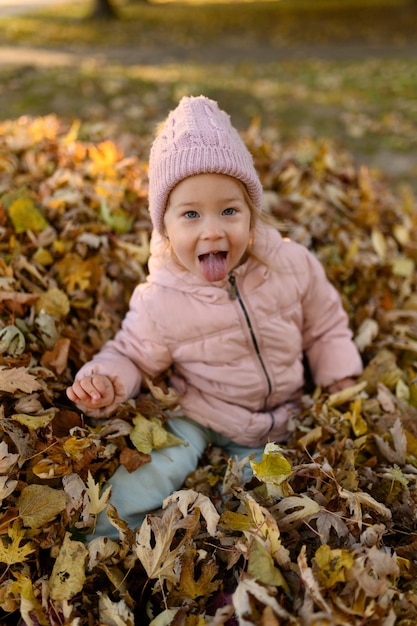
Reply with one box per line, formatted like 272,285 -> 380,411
75,223 -> 363,447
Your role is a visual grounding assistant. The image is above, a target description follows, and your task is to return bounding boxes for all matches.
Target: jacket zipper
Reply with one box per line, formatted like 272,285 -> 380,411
228,273 -> 273,414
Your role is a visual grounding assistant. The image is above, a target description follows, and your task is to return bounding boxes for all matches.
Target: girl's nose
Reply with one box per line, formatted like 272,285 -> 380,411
202,216 -> 223,239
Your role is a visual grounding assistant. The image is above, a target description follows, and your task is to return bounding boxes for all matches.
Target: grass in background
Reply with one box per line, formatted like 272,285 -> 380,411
0,0 -> 415,49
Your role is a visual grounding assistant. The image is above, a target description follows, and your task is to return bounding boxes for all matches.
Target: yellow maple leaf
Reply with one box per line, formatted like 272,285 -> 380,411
63,435 -> 92,459
55,253 -> 101,293
88,140 -> 121,178
0,521 -> 36,565
86,470 -> 112,516
314,544 -> 355,589
170,547 -> 220,602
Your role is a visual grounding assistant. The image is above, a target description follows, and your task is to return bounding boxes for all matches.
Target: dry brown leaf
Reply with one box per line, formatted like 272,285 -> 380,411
0,367 -> 42,393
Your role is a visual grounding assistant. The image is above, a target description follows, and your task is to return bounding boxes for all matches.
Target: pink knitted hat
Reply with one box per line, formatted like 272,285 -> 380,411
148,95 -> 263,234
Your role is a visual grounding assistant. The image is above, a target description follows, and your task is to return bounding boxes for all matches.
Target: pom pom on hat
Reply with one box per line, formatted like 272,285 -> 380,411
148,95 -> 263,234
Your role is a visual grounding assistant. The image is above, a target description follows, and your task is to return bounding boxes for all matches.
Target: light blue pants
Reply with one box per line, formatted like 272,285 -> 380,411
93,416 -> 265,538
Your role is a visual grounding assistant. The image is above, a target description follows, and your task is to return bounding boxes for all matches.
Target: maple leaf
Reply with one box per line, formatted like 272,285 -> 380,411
31,453 -> 73,479
374,417 -> 407,465
313,544 -> 355,589
134,506 -> 185,584
315,510 -> 349,544
239,491 -> 290,567
169,547 -> 220,603
85,470 -> 112,516
0,521 -> 36,565
55,253 -> 101,293
345,397 -> 368,437
0,366 -> 42,393
163,489 -> 220,537
88,140 -> 121,177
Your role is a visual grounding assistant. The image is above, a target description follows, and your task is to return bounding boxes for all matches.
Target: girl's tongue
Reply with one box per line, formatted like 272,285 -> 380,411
199,252 -> 228,282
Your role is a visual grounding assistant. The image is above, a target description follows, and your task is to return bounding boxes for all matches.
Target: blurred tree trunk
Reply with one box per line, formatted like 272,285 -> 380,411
90,0 -> 119,19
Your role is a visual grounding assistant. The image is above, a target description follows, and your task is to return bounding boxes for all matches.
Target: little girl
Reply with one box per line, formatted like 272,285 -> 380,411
67,95 -> 363,537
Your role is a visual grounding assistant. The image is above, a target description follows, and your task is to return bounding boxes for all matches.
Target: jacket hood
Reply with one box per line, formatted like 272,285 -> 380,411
146,221 -> 284,297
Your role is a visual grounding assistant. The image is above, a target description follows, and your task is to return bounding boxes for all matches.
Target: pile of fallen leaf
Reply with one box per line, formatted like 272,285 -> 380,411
1,113 -> 417,626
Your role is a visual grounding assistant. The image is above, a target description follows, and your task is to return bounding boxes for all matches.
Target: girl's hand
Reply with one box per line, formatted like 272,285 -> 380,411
67,374 -> 116,412
326,377 -> 357,395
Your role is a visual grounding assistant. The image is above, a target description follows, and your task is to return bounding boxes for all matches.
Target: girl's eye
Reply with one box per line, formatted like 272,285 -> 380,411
223,207 -> 236,216
184,210 -> 199,219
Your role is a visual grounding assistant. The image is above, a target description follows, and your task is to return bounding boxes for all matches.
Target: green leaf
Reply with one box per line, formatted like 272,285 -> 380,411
100,198 -> 134,234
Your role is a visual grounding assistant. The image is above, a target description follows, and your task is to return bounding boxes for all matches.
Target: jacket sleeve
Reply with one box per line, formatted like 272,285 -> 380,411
75,285 -> 173,412
300,248 -> 363,387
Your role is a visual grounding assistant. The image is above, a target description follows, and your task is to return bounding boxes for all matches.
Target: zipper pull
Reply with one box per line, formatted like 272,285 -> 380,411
228,273 -> 237,300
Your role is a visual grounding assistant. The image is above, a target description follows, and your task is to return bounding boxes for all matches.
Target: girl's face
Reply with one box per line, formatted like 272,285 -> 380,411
163,173 -> 252,282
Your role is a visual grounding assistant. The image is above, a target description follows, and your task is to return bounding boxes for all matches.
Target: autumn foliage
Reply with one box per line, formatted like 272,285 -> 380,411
1,114 -> 417,625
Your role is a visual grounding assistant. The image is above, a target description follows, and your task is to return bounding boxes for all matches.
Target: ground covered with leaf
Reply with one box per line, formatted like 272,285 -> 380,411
1,113 -> 417,625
